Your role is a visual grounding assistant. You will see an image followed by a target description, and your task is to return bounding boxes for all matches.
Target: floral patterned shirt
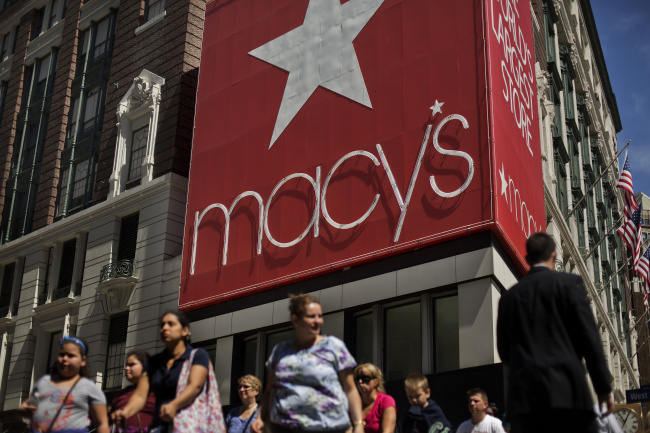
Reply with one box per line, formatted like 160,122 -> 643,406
267,335 -> 356,431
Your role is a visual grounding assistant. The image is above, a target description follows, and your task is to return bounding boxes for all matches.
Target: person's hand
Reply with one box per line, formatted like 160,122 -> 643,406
17,399 -> 37,420
598,393 -> 615,416
160,402 -> 179,422
251,418 -> 264,433
111,409 -> 125,423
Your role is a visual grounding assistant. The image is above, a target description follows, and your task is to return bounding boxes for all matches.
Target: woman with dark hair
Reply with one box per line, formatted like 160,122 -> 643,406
17,335 -> 109,433
252,294 -> 363,433
112,311 -> 214,433
110,350 -> 156,432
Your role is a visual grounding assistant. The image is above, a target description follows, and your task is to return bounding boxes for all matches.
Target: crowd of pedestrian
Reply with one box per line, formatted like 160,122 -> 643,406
15,233 -> 628,433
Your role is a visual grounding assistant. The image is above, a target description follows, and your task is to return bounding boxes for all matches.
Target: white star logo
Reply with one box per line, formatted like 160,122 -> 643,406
430,100 -> 444,117
499,163 -> 509,202
249,0 -> 385,149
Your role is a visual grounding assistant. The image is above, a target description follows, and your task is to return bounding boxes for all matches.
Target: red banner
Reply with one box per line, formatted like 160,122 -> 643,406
180,0 -> 543,310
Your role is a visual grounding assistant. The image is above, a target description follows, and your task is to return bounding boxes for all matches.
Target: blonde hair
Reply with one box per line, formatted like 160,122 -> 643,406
288,293 -> 320,317
404,373 -> 429,393
354,363 -> 386,392
238,374 -> 262,393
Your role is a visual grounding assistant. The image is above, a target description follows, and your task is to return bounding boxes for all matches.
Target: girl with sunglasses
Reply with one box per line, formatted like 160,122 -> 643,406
17,335 -> 109,433
354,364 -> 396,433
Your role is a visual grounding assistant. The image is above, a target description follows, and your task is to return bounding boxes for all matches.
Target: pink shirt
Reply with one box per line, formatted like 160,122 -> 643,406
364,392 -> 396,433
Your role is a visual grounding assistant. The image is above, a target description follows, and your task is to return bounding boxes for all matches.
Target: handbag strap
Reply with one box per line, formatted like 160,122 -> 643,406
45,376 -> 81,433
241,405 -> 259,433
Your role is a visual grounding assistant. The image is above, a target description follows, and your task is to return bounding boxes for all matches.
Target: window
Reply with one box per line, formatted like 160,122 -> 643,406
69,155 -> 97,210
645,219 -> 650,225
384,302 -> 421,380
117,212 -> 139,263
21,117 -> 48,170
105,312 -> 128,390
643,233 -> 648,242
48,0 -> 67,29
236,326 -> 294,389
0,81 -> 7,123
0,262 -> 16,317
353,312 -> 373,365
55,238 -> 76,300
46,330 -> 63,372
554,144 -> 569,217
33,7 -> 46,39
145,0 -> 165,21
434,296 -> 459,372
1,29 -> 14,61
110,70 -> 165,195
66,96 -> 80,146
128,126 -> 148,181
83,87 -> 100,130
94,17 -> 111,61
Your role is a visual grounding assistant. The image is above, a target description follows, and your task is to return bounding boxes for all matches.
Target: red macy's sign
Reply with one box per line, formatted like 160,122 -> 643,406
180,0 -> 544,310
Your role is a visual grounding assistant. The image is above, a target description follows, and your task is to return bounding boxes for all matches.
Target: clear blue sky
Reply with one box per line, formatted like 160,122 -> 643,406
590,0 -> 650,195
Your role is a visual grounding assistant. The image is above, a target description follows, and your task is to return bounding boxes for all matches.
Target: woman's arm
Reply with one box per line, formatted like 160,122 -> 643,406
379,405 -> 396,433
111,373 -> 150,422
91,404 -> 110,433
251,369 -> 275,433
338,368 -> 364,433
159,364 -> 208,422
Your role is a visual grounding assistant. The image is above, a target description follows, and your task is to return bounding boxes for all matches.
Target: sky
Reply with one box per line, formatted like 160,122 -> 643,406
590,0 -> 650,196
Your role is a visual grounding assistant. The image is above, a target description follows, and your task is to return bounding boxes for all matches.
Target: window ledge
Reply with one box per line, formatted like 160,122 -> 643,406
135,11 -> 165,36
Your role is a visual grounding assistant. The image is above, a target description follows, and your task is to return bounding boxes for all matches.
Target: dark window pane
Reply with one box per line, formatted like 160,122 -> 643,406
117,212 -> 139,261
243,337 -> 258,377
57,238 -> 77,293
434,296 -> 459,373
384,303 -> 420,381
353,313 -> 373,365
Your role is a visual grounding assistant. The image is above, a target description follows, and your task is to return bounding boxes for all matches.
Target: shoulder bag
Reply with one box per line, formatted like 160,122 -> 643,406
173,349 -> 226,433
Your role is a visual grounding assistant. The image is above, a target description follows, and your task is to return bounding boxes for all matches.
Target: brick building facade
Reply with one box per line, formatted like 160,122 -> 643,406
0,0 -> 206,430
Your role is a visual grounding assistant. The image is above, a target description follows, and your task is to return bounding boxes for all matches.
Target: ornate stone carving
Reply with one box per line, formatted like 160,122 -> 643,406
128,76 -> 152,109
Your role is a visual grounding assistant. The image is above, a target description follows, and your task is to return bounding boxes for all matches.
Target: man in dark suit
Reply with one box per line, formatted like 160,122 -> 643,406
496,232 -> 614,433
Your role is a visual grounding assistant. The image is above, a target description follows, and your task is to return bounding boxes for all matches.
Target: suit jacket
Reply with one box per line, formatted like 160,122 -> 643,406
496,266 -> 612,416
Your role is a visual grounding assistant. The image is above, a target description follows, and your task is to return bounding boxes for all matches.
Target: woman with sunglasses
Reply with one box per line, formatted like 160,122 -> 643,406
17,335 -> 109,433
112,311 -> 212,433
252,294 -> 363,433
354,364 -> 396,433
226,375 -> 261,433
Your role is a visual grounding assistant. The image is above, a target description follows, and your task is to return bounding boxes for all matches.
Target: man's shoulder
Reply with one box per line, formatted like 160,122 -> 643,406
456,419 -> 473,433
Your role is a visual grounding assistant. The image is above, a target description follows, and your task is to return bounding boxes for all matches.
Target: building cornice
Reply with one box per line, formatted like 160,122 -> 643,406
579,0 -> 622,133
0,173 -> 188,260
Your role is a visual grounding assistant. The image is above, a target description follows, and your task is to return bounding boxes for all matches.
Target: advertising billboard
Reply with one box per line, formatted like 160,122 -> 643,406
180,0 -> 544,310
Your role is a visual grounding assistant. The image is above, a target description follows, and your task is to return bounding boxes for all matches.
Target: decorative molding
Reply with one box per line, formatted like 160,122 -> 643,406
25,20 -> 64,65
96,277 -> 138,314
110,69 -> 165,197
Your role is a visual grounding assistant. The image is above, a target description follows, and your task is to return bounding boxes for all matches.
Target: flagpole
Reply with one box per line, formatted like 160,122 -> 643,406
565,139 -> 631,221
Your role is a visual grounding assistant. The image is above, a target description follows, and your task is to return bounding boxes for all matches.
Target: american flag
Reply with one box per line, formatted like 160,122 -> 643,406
618,206 -> 643,268
637,246 -> 650,283
617,152 -> 639,217
644,281 -> 649,309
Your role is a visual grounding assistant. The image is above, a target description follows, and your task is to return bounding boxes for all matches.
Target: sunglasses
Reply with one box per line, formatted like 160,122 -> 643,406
356,375 -> 374,384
